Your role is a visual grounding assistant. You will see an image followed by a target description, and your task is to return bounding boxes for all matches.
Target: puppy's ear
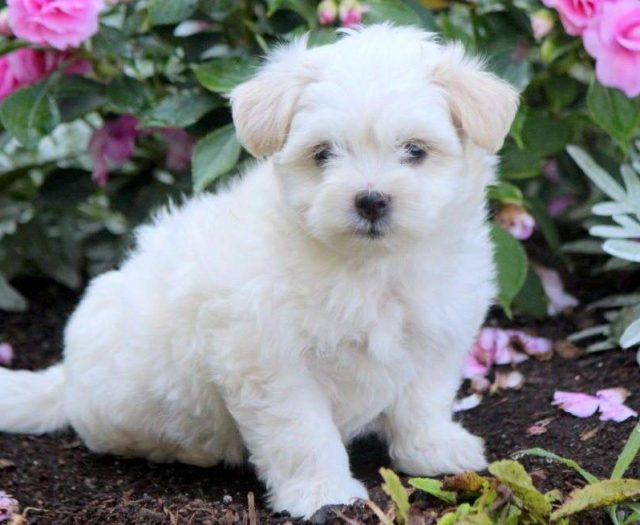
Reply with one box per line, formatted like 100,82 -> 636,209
433,44 -> 519,153
230,38 -> 314,158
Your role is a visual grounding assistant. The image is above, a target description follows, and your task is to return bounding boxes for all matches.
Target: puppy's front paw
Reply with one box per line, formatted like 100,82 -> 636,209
391,423 -> 487,476
271,476 -> 368,519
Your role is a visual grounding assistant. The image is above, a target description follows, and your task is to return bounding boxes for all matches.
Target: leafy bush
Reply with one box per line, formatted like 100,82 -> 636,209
0,0 -> 639,316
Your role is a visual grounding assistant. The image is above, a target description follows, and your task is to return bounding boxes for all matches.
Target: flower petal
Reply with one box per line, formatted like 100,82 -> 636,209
596,387 -> 630,405
598,401 -> 638,422
552,391 -> 600,418
452,393 -> 482,413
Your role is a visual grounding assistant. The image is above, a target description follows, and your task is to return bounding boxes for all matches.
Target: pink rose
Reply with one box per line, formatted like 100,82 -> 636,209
0,48 -> 90,101
583,0 -> 640,97
0,58 -> 20,100
542,0 -> 604,36
317,0 -> 338,26
89,114 -> 138,187
8,0 -> 104,50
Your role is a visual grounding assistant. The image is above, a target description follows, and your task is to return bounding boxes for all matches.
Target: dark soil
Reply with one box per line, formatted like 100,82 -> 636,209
1,277 -> 639,524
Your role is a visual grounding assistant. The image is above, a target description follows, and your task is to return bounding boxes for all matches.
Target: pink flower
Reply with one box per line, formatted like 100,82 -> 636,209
7,0 -> 104,50
531,9 -> 555,39
542,157 -> 560,183
317,0 -> 338,26
547,195 -> 577,217
533,265 -> 579,315
495,204 -> 536,240
0,58 -> 20,100
0,48 -> 91,101
0,343 -> 14,367
0,491 -> 17,522
339,0 -> 364,28
0,8 -> 12,36
542,0 -> 604,36
89,115 -> 138,187
161,128 -> 195,172
583,0 -> 640,97
553,388 -> 638,422
464,328 -> 553,379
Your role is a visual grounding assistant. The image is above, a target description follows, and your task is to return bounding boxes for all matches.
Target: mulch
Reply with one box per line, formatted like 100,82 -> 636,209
0,276 -> 639,524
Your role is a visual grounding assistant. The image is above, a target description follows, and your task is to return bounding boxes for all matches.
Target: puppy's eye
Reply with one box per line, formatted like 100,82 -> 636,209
401,141 -> 428,165
312,144 -> 333,167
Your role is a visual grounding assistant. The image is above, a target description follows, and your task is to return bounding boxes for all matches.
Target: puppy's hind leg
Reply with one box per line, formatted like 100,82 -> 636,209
222,363 -> 367,518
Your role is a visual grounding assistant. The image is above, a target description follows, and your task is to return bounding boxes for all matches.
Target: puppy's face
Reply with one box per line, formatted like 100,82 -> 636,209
231,26 -> 519,253
274,78 -> 465,250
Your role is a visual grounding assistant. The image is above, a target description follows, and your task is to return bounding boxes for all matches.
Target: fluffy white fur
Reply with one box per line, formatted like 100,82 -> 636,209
0,25 -> 518,517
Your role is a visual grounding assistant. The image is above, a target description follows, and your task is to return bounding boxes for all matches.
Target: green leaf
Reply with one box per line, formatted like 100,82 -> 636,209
487,181 -> 524,205
0,274 -> 27,312
0,81 -> 60,148
149,0 -> 198,25
365,0 -> 432,27
408,478 -> 457,504
488,460 -> 551,521
500,145 -> 545,180
192,124 -> 241,192
603,239 -> 640,263
528,197 -> 564,256
567,145 -> 627,202
0,40 -> 28,58
54,75 -> 106,121
106,76 -> 152,114
552,479 -> 640,520
194,56 -> 259,94
513,267 -> 548,318
621,318 -> 640,349
522,112 -> 572,156
491,224 -> 528,317
140,91 -> 219,128
93,24 -> 131,59
587,81 -> 640,149
380,468 -> 410,524
519,448 -> 599,484
612,424 -> 640,479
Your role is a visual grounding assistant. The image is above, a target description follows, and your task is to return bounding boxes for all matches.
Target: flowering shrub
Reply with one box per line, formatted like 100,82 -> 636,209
0,0 -> 638,320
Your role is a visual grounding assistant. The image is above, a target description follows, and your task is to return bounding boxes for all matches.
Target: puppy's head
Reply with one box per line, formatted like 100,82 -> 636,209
230,25 -> 519,253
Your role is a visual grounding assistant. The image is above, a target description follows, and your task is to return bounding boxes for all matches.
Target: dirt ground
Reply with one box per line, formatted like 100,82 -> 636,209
0,277 -> 639,524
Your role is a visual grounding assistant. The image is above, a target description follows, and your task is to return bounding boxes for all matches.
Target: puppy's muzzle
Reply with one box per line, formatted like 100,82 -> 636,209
354,191 -> 390,222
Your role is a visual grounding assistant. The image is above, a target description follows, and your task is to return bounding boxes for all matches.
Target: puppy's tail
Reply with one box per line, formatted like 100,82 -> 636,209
0,364 -> 68,434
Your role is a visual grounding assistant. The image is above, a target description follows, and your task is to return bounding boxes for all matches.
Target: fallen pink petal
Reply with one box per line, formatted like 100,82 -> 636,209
493,370 -> 525,391
0,491 -> 17,522
596,387 -> 630,405
0,343 -> 13,367
552,391 -> 600,418
598,401 -> 638,423
452,393 -> 482,413
470,375 -> 491,394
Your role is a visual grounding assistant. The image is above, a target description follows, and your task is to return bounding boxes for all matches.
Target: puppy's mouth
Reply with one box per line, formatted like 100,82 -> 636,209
354,220 -> 389,239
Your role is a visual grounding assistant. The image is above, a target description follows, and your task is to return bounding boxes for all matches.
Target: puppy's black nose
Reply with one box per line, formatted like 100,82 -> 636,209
354,191 -> 389,221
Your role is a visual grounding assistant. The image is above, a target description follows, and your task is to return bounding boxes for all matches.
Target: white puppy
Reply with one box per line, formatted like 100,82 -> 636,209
0,25 -> 518,517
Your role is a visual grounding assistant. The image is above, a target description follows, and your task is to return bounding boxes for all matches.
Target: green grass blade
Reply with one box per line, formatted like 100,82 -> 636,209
612,424 -> 640,480
518,448 -> 599,484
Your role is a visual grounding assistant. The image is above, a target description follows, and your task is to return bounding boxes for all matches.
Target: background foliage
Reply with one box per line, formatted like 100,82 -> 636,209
0,0 -> 639,359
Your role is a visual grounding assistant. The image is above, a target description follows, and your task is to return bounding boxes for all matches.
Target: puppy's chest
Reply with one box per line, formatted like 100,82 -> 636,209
306,292 -> 417,438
